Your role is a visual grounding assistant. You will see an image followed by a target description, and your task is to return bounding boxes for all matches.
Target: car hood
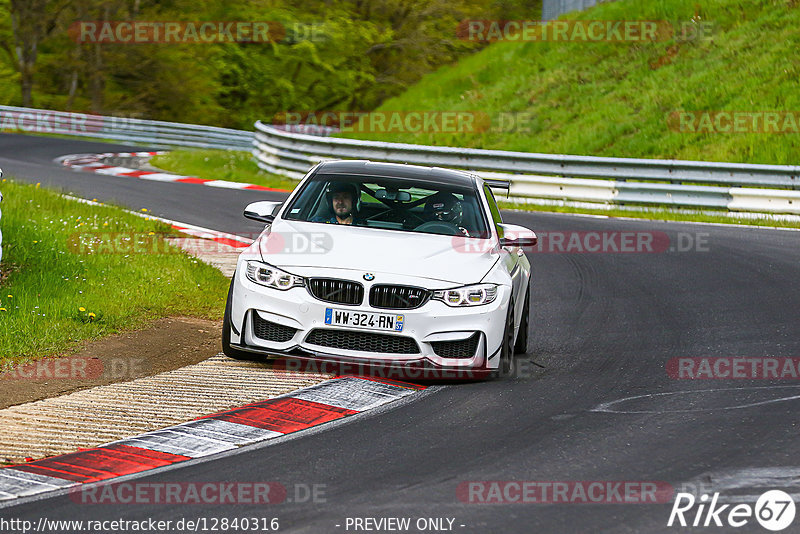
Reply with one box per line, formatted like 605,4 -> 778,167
252,219 -> 499,285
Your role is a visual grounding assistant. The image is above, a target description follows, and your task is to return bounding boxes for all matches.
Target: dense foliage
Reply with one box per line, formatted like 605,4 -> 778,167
0,0 -> 541,128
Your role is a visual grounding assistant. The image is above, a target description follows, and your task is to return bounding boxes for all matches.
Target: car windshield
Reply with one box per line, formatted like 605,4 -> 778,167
283,174 -> 490,238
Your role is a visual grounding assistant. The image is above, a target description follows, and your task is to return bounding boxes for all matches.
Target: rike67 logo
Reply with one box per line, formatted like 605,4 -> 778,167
668,490 -> 796,531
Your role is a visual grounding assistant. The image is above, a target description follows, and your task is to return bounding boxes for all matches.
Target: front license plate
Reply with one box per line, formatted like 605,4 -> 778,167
325,308 -> 404,332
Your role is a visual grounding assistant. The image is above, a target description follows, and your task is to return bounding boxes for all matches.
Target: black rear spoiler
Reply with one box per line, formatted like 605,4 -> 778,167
483,177 -> 511,198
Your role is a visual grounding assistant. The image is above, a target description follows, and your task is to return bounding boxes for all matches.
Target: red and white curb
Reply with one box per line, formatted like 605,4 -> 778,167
57,151 -> 289,192
0,376 -> 424,501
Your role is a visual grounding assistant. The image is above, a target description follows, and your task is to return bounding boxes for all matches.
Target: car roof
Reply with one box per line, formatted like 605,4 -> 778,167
314,160 -> 479,188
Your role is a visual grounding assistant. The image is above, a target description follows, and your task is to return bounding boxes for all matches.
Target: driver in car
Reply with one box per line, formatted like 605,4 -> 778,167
423,192 -> 470,236
313,182 -> 362,225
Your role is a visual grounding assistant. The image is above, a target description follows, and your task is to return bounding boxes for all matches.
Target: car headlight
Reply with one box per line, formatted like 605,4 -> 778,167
245,261 -> 304,290
432,284 -> 498,307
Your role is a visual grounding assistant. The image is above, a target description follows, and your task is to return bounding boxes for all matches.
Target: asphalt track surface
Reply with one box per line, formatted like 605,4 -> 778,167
2,133 -> 800,533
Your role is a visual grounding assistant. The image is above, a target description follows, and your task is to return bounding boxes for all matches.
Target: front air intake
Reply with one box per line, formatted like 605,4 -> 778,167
307,278 -> 364,305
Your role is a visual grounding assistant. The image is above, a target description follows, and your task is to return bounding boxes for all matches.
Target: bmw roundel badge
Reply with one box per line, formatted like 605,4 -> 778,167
363,273 -> 375,281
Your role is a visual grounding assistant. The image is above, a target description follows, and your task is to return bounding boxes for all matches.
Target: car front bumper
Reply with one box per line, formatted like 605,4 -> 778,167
229,261 -> 510,373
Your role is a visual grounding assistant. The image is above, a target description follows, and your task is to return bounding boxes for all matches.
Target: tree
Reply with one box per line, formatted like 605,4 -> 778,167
7,0 -> 68,106
0,0 -> 535,123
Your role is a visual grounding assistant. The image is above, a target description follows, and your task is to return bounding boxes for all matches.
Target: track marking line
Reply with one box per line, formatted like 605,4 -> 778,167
591,384 -> 800,414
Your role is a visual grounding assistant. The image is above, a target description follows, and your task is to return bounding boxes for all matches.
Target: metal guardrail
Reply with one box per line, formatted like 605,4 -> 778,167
1,105 -> 796,216
0,105 -> 253,151
542,0 -> 611,21
252,121 -> 800,215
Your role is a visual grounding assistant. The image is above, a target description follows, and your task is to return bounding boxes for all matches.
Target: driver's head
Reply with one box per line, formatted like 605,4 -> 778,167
326,182 -> 359,220
424,192 -> 462,225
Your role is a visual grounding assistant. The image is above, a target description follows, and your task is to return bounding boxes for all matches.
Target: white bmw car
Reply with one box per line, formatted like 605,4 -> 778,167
223,160 -> 536,379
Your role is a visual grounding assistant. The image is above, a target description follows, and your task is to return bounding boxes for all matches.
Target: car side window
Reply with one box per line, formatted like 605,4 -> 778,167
483,185 -> 504,237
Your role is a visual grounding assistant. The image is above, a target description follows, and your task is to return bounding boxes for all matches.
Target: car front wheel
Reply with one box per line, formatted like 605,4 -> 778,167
490,299 -> 517,379
222,274 -> 256,361
514,285 -> 530,355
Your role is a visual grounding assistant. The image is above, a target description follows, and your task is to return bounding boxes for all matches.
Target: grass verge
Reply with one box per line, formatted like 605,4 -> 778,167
0,178 -> 230,365
151,149 -> 298,191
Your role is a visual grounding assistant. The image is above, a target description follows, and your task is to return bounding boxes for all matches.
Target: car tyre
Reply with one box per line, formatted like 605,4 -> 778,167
514,285 -> 530,355
222,274 -> 256,361
490,299 -> 517,379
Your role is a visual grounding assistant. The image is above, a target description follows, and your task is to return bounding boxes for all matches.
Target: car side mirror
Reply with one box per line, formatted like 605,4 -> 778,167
498,223 -> 537,248
243,201 -> 282,224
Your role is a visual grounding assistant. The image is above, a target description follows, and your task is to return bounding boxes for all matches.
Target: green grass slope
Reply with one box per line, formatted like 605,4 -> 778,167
339,0 -> 800,165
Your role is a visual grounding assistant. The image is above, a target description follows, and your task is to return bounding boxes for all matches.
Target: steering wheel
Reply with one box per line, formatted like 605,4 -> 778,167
413,220 -> 461,235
